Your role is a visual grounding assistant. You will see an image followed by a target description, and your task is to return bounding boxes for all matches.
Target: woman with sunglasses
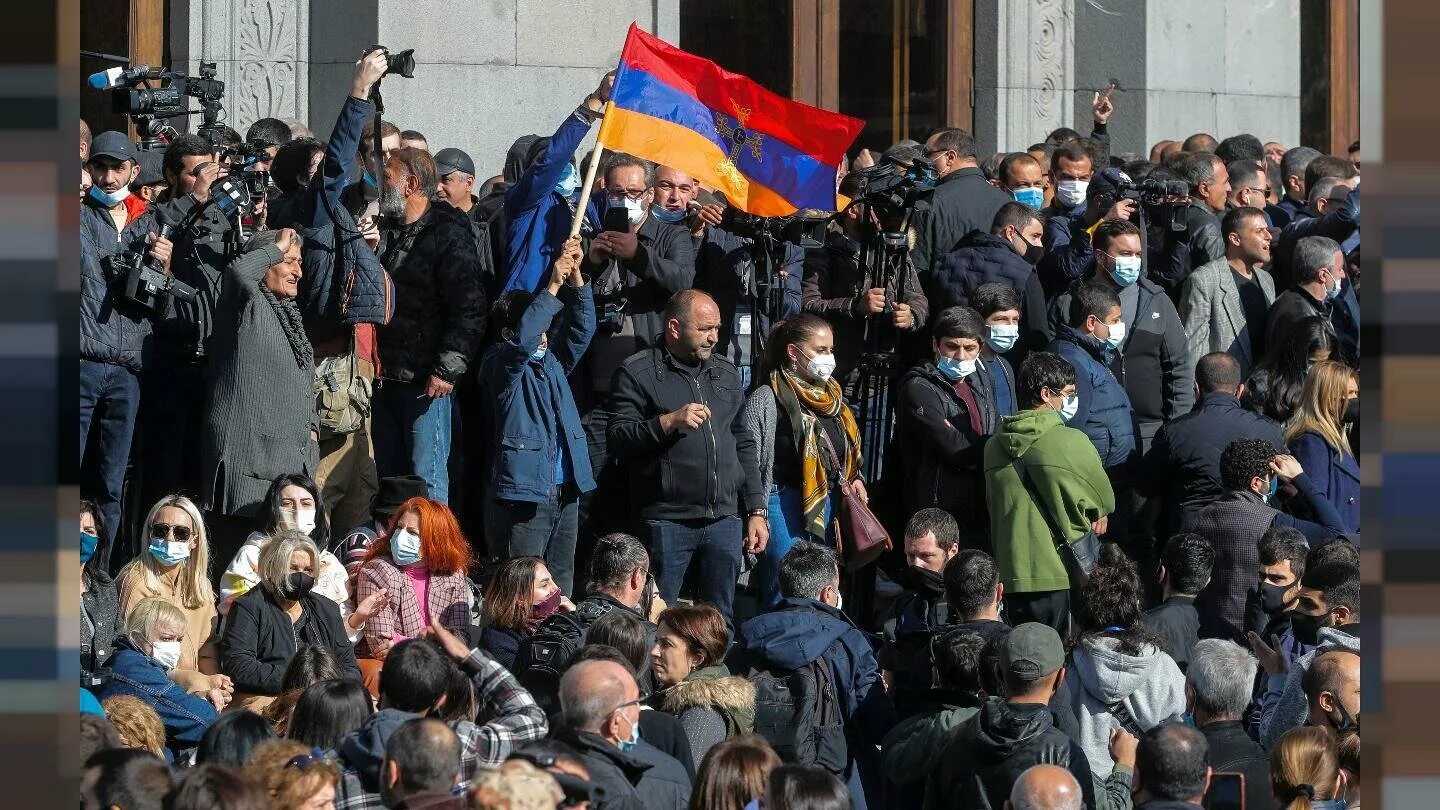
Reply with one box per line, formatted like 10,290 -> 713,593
247,739 -> 341,810
116,494 -> 232,705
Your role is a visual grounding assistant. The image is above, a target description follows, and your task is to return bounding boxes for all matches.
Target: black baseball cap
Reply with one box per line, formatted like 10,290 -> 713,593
90,131 -> 139,164
1000,622 -> 1065,680
434,148 -> 475,178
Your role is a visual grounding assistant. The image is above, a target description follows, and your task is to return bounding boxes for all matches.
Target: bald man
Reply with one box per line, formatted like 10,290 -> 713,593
1304,647 -> 1360,738
380,718 -> 461,807
608,289 -> 767,622
1006,764 -> 1083,810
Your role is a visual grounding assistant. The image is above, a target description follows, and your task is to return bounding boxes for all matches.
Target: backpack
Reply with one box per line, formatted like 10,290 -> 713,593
512,599 -> 615,713
746,646 -> 848,775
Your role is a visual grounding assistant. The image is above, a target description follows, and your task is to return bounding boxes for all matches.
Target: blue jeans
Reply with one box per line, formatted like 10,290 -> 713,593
755,484 -> 837,609
485,486 -> 580,596
372,379 -> 452,503
646,516 -> 743,623
79,359 -> 140,568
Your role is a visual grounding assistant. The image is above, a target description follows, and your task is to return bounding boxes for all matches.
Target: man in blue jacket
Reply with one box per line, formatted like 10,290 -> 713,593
480,237 -> 595,596
735,542 -> 894,810
1048,282 -> 1137,472
502,71 -> 614,295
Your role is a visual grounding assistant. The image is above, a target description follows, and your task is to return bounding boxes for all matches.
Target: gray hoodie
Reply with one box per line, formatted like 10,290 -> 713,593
1066,636 -> 1186,777
1259,625 -> 1360,750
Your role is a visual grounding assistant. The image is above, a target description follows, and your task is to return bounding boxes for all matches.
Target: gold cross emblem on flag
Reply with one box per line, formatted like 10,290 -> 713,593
713,102 -> 765,190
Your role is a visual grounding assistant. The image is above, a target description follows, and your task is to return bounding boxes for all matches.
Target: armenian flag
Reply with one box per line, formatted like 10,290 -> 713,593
597,24 -> 864,216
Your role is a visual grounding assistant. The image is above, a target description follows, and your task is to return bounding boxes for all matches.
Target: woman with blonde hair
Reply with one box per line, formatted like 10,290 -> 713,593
116,495 -> 228,699
247,739 -> 341,810
1270,726 -> 1347,809
221,530 -> 360,710
99,597 -> 219,757
100,695 -> 166,758
470,759 -> 565,810
1286,360 -> 1359,532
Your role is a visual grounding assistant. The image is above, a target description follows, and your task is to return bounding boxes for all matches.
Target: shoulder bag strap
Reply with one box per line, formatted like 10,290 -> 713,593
1009,456 -> 1066,550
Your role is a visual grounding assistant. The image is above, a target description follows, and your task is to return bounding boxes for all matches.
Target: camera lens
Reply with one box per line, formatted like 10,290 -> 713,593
387,49 -> 416,78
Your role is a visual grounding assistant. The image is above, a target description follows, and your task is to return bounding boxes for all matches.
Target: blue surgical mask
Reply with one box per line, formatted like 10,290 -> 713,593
1265,476 -> 1279,502
1103,320 -> 1127,350
529,345 -> 548,362
363,170 -> 377,188
554,163 -> 580,198
1108,254 -> 1143,287
391,528 -> 424,567
1059,394 -> 1080,422
80,532 -> 99,564
88,183 -> 131,208
650,205 -> 687,224
1325,275 -> 1343,300
148,537 -> 190,567
1012,187 -> 1044,209
936,356 -> 976,381
616,708 -> 641,752
985,324 -> 1020,353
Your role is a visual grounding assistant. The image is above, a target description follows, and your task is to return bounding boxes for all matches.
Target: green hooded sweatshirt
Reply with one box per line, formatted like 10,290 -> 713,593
983,407 -> 1116,593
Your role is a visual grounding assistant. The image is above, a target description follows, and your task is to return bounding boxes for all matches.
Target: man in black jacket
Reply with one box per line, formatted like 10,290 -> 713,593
553,659 -> 671,810
894,306 -> 999,539
924,622 -> 1132,810
912,127 -> 1011,275
1176,152 -> 1230,274
607,290 -> 766,622
373,147 -> 487,505
1132,723 -> 1210,810
1270,165 -> 1359,292
879,509 -> 961,715
1185,639 -> 1277,810
81,131 -> 173,564
927,202 -> 1049,351
1265,234 -> 1345,357
1140,352 -> 1285,531
1141,533 -> 1213,671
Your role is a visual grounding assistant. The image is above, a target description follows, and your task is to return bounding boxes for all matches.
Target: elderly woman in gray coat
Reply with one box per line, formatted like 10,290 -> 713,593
201,228 -> 318,566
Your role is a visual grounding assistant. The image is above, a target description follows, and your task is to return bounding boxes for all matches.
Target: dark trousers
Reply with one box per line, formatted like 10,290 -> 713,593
131,360 -> 207,562
79,359 -> 140,571
485,486 -> 580,596
647,516 -> 743,623
1005,588 -> 1072,640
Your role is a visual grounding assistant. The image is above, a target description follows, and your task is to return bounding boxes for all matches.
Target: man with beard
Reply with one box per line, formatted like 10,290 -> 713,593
880,509 -> 962,715
371,147 -> 487,503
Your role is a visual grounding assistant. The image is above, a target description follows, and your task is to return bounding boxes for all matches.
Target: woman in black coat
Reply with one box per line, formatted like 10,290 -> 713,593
220,530 -> 360,710
81,499 -> 120,690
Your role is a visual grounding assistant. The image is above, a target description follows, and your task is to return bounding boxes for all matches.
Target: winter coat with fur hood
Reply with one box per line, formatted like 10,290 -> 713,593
659,664 -> 755,765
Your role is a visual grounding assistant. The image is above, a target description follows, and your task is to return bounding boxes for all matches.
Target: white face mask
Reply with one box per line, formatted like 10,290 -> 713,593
797,348 -> 837,383
150,639 -> 182,671
1103,320 -> 1127,349
1059,394 -> 1080,422
1056,179 -> 1088,207
282,507 -> 317,536
611,195 -> 646,227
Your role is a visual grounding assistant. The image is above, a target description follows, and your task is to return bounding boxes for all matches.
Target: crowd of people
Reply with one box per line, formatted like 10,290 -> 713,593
80,51 -> 1361,810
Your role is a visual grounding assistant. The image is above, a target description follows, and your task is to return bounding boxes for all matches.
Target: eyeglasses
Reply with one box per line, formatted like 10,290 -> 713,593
609,692 -> 651,716
150,523 -> 193,543
609,188 -> 648,201
286,748 -> 335,770
923,148 -> 952,159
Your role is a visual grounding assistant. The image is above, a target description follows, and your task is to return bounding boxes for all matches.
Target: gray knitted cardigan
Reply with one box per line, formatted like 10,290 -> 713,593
201,242 -> 318,517
740,385 -> 779,496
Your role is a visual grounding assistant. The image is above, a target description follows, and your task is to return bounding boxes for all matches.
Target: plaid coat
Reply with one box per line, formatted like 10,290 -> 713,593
1181,491 -> 1278,639
355,556 -> 471,658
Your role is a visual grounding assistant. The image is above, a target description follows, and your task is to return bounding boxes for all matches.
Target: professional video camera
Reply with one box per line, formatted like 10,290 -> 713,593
104,223 -> 199,314
845,155 -> 937,221
221,140 -> 276,201
89,61 -> 227,149
1104,174 -> 1191,232
720,207 -> 831,251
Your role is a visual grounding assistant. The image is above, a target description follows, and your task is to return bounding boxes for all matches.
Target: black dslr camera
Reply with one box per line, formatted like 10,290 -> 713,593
106,223 -> 199,314
365,45 -> 416,79
846,155 -> 937,220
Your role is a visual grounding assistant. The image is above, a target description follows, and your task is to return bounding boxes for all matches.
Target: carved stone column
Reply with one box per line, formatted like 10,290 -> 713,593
172,0 -> 310,132
972,0 -> 1075,155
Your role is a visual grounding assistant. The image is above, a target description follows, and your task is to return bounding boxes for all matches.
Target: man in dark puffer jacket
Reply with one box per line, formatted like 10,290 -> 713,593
928,201 -> 1051,355
373,147 -> 487,505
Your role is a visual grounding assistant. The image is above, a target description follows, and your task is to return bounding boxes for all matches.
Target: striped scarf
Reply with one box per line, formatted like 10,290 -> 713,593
772,369 -> 862,540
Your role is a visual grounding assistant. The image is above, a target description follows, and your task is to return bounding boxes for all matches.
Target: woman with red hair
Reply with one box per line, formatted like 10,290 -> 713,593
353,497 -> 474,693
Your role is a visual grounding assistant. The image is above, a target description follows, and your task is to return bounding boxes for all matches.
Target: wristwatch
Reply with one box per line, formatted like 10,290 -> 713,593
745,509 -> 767,518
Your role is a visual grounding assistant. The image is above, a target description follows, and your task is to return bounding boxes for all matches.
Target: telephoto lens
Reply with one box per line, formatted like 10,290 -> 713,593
367,45 -> 416,78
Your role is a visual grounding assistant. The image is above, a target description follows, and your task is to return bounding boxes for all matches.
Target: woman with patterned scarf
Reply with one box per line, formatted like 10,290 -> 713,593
741,313 -> 867,609
201,228 -> 320,570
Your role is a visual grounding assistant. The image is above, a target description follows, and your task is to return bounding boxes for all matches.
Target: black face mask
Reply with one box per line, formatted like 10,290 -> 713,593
1343,398 -> 1359,424
1327,694 -> 1360,736
1017,238 -> 1045,265
906,565 -> 947,599
279,571 -> 316,600
1289,608 -> 1331,647
1259,580 -> 1292,614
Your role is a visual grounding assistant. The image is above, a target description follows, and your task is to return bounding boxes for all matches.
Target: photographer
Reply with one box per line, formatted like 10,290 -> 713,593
803,171 -> 929,397
1175,152 -> 1230,274
911,127 -> 1010,276
679,166 -> 805,390
81,131 -> 174,558
266,49 -> 395,534
136,134 -> 234,518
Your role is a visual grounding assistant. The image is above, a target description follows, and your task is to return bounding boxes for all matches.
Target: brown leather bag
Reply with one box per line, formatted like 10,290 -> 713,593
819,430 -> 891,571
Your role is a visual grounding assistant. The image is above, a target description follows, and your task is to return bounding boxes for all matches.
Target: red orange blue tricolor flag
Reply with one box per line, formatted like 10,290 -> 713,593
597,24 -> 865,216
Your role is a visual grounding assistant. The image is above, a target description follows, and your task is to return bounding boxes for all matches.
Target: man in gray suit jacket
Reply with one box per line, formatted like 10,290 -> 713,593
1180,206 -> 1277,376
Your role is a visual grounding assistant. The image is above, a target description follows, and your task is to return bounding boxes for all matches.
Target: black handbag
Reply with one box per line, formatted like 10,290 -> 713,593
1010,457 -> 1101,591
